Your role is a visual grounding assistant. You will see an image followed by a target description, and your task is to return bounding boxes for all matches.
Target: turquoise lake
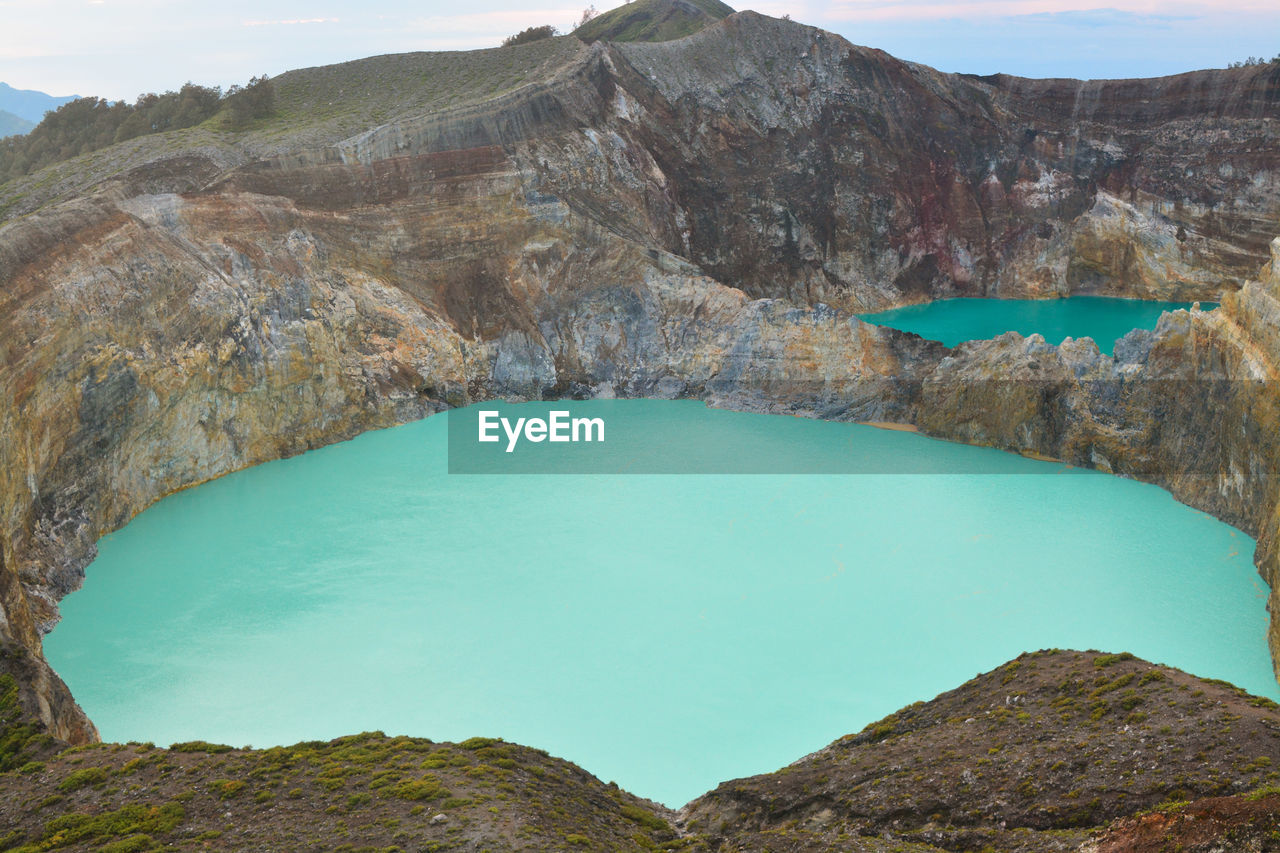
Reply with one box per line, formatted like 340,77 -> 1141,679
858,296 -> 1216,352
44,400 -> 1275,808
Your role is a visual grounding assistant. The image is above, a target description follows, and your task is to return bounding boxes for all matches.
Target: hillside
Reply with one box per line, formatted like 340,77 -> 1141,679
684,650 -> 1280,851
0,36 -> 589,219
574,0 -> 734,43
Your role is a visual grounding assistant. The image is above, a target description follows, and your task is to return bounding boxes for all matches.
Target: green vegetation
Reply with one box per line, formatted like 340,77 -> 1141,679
458,737 -> 503,751
390,776 -> 450,801
502,25 -> 559,47
0,673 -> 52,773
223,76 -> 275,129
13,803 -> 183,851
573,0 -> 734,44
56,766 -> 109,792
865,722 -> 896,742
0,37 -> 586,221
1090,672 -> 1136,697
0,729 -> 684,849
210,778 -> 246,799
168,741 -> 235,754
999,661 -> 1022,684
1228,55 -> 1280,68
621,803 -> 671,831
0,76 -> 272,183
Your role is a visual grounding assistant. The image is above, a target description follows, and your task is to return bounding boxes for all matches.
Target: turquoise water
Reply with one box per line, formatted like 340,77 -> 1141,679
858,296 -> 1217,353
44,400 -> 1274,807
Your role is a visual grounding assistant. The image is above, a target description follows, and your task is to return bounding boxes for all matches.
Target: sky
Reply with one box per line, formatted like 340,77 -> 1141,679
0,0 -> 1276,101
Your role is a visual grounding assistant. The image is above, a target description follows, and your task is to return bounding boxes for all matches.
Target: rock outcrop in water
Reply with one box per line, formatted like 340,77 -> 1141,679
0,5 -> 1278,784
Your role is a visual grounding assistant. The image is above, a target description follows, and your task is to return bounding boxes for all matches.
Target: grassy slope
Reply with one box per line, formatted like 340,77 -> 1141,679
262,36 -> 588,147
0,734 -> 684,852
574,0 -> 734,44
0,36 -> 587,223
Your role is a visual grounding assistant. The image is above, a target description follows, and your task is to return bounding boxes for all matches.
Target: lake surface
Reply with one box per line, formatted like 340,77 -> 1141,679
858,296 -> 1216,353
45,400 -> 1274,807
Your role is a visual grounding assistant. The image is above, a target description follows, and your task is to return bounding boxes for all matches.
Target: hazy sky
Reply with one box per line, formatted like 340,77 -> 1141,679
1,0 -> 1277,101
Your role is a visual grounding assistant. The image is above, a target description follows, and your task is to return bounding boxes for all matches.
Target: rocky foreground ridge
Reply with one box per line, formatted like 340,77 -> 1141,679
0,5 -> 1279,846
0,650 -> 1278,851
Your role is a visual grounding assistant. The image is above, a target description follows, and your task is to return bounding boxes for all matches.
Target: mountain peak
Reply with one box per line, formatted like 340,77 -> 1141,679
573,0 -> 734,44
0,81 -> 79,125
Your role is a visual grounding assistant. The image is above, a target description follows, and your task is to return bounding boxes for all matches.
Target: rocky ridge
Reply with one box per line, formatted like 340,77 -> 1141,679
682,650 -> 1280,851
0,651 -> 1276,851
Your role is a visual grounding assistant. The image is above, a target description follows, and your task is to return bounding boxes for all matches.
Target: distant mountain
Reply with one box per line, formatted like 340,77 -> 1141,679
0,82 -> 78,124
0,109 -> 34,138
574,0 -> 734,43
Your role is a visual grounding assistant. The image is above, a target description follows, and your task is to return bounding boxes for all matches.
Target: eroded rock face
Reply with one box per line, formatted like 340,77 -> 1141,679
0,12 -> 1277,740
682,650 -> 1280,852
1081,792 -> 1280,853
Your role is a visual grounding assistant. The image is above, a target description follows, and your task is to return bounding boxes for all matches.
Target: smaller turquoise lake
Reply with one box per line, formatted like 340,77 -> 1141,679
44,399 -> 1276,808
858,296 -> 1217,353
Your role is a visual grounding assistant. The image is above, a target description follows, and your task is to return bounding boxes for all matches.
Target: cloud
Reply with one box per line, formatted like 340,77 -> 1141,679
405,8 -> 584,34
824,0 -> 1276,21
1015,8 -> 1194,26
242,17 -> 340,27
3,0 -> 1278,100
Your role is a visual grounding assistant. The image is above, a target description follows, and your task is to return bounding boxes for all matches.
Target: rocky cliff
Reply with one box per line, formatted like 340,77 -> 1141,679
0,8 -> 1278,758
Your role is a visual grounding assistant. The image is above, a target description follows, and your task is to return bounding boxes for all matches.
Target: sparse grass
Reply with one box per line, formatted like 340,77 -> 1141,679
56,767 -> 109,792
621,803 -> 670,832
22,803 -> 184,850
169,741 -> 234,755
389,776 -> 450,802
210,779 -> 246,799
1,729 -> 681,849
1246,785 -> 1280,801
0,35 -> 586,222
574,0 -> 733,43
0,673 -> 53,772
